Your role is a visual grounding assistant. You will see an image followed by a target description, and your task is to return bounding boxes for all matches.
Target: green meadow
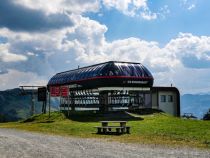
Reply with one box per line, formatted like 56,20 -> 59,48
0,111 -> 210,149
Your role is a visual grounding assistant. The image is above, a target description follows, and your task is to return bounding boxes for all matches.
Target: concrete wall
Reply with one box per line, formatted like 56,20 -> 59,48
152,92 -> 158,109
158,91 -> 177,116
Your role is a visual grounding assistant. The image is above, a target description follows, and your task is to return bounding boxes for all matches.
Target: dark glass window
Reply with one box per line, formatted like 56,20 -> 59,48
128,65 -> 137,76
121,65 -> 131,76
134,65 -> 142,76
92,66 -> 99,77
96,64 -> 106,76
112,64 -> 121,76
78,68 -> 85,80
86,67 -> 95,78
67,72 -> 73,81
168,95 -> 173,102
142,66 -> 152,77
48,62 -> 153,85
101,63 -> 111,76
115,63 -> 123,75
82,68 -> 88,79
160,95 -> 166,102
71,72 -> 76,81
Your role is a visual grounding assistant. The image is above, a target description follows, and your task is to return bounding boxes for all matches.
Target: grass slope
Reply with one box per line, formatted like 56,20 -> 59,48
0,111 -> 210,149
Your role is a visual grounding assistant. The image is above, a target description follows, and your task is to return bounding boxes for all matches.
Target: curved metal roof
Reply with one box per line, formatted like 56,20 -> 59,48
48,61 -> 153,86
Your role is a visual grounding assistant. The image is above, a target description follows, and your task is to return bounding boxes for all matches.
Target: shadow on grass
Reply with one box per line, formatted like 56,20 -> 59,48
21,109 -> 161,123
21,117 -> 35,123
127,108 -> 163,115
20,112 -> 64,123
64,111 -> 144,122
22,118 -> 55,123
93,132 -> 129,136
38,120 -> 55,123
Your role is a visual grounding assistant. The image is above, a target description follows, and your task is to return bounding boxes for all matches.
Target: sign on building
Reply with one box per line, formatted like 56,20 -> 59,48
50,86 -> 60,97
60,86 -> 69,97
38,87 -> 47,101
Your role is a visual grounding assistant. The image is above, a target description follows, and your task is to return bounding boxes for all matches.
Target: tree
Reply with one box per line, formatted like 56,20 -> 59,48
203,109 -> 210,120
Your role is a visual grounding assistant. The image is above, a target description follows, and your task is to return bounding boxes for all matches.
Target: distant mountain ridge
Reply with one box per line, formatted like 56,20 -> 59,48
0,88 -> 210,121
181,94 -> 210,119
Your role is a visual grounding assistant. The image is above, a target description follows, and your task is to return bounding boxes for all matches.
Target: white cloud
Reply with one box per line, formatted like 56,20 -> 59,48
62,18 -> 210,93
102,0 -> 158,20
158,5 -> 170,19
133,0 -> 147,8
0,43 -> 27,62
188,4 -> 195,10
11,0 -> 166,21
14,0 -> 100,14
165,33 -> 210,62
27,52 -> 36,56
66,17 -> 180,72
0,28 -> 63,76
180,0 -> 196,10
140,11 -> 157,20
0,69 -> 47,90
1,11 -> 210,93
102,0 -> 135,16
0,1 -> 210,94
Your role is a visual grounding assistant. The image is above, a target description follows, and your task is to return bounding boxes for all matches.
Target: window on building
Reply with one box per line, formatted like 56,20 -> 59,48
160,95 -> 166,102
168,95 -> 173,102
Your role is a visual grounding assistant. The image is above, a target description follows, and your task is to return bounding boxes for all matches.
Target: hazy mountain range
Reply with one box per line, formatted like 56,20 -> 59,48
0,88 -> 58,122
0,88 -> 210,122
181,94 -> 210,119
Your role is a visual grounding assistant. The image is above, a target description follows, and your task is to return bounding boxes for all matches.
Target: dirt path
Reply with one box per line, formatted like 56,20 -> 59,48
0,128 -> 209,158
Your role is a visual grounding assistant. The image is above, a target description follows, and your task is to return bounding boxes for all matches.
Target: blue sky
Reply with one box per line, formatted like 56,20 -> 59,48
0,0 -> 210,94
88,0 -> 210,45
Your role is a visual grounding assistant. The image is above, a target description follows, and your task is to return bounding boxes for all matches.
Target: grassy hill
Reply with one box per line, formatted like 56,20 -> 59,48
0,111 -> 210,149
1,88 -> 210,122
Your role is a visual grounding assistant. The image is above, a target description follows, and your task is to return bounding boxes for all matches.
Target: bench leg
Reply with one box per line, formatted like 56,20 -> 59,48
126,127 -> 130,134
116,128 -> 120,134
97,128 -> 102,134
103,128 -> 107,133
121,127 -> 126,133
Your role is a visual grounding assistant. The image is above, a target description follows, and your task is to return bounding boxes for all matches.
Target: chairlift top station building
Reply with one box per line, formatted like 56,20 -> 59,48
47,61 -> 180,117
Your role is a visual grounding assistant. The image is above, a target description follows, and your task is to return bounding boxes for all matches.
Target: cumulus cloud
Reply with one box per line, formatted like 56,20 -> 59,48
0,70 -> 8,75
102,0 -> 158,20
60,17 -> 210,93
0,0 -> 73,32
66,17 -> 180,72
1,10 -> 210,93
14,0 -> 100,14
0,43 -> 27,62
0,69 -> 47,90
165,33 -> 210,68
0,0 -> 209,94
188,4 -> 195,10
140,11 -> 157,20
0,28 -> 63,76
180,0 -> 196,10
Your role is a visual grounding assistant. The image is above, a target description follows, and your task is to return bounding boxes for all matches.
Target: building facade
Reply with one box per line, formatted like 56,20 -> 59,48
47,61 -> 180,117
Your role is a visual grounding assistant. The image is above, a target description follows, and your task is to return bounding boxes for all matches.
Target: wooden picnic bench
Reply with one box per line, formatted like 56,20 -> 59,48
94,121 -> 130,134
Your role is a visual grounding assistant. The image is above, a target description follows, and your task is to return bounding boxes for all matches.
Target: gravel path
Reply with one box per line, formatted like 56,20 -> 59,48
0,128 -> 209,158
